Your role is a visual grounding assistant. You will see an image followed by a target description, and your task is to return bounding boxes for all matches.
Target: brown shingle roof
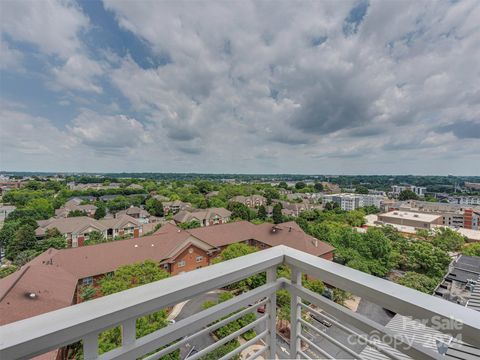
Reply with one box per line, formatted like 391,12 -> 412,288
0,221 -> 333,326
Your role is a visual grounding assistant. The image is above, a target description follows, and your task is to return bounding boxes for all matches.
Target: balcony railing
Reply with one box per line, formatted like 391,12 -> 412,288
1,245 -> 479,360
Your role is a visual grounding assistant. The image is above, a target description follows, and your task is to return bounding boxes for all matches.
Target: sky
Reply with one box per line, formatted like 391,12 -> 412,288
0,0 -> 479,175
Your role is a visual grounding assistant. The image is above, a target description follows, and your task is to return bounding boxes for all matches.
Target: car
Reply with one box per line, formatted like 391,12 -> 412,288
257,304 -> 266,313
167,319 -> 176,325
311,314 -> 332,327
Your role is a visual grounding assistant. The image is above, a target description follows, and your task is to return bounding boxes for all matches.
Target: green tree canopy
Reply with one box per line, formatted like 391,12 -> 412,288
396,272 -> 438,294
431,227 -> 465,252
272,203 -> 283,224
145,198 -> 164,217
257,205 -> 267,220
398,189 -> 419,201
462,243 -> 480,257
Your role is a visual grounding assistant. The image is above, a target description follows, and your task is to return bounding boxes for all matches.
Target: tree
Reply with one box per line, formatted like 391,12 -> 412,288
13,249 -> 39,266
272,203 -> 283,224
145,198 -> 164,217
213,244 -> 265,291
355,186 -> 369,194
45,227 -> 62,239
68,209 -> 87,217
398,189 -> 419,201
324,201 -> 340,211
416,229 -> 431,241
431,227 -> 465,252
332,288 -> 352,306
227,202 -> 251,220
0,265 -> 18,279
278,181 -> 289,189
94,203 -> 107,220
295,182 -> 306,190
463,243 -> 480,257
396,272 -> 438,294
314,183 -> 324,192
6,224 -> 37,260
178,220 -> 201,230
79,285 -> 96,301
26,198 -> 54,219
257,205 -> 267,220
84,231 -> 106,246
35,236 -> 67,252
95,261 -> 174,357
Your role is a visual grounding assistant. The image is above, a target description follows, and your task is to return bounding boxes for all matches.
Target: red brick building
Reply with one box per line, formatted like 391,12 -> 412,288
0,221 -> 334,327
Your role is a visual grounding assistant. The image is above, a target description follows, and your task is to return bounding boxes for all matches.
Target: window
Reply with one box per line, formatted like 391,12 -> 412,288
177,260 -> 186,268
82,277 -> 93,286
196,256 -> 203,263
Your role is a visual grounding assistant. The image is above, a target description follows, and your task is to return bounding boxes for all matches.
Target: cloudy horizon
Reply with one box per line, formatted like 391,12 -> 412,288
1,0 -> 479,175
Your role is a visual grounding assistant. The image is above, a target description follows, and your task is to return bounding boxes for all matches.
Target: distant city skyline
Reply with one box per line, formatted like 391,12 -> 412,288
1,0 -> 479,175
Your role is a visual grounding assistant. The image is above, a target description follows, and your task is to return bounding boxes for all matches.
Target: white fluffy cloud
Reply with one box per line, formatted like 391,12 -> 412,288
1,0 -> 104,93
68,110 -> 151,152
1,0 -> 479,173
101,0 -> 480,173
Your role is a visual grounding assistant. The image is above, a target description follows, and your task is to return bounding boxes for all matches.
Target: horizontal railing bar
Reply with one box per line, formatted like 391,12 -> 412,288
99,282 -> 279,360
297,349 -> 312,359
244,345 -> 267,360
0,248 -> 284,360
141,299 -> 269,360
299,303 -> 405,360
283,246 -> 480,347
289,281 -> 442,360
217,330 -> 268,360
188,315 -> 268,360
300,318 -> 368,360
298,334 -> 334,359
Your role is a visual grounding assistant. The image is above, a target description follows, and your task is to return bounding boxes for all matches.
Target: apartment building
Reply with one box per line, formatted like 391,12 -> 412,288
173,207 -> 232,227
448,196 -> 480,206
230,195 -> 267,208
322,193 -> 385,211
162,200 -> 192,214
391,185 -> 427,197
35,215 -> 142,247
0,221 -> 334,327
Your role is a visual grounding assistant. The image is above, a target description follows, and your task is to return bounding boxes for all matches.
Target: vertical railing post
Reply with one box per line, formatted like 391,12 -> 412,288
290,267 -> 302,359
122,318 -> 136,346
83,332 -> 98,360
266,266 -> 277,359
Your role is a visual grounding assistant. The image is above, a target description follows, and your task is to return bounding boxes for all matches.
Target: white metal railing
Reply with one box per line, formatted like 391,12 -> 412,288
1,245 -> 480,360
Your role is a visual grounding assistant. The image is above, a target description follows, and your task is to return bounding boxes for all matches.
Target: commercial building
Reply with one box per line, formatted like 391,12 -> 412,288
377,211 -> 443,229
392,200 -> 480,230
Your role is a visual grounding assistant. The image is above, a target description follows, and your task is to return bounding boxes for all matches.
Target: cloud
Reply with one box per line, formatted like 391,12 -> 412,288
50,54 -> 105,93
2,0 -> 480,173
68,110 -> 151,153
1,0 -> 88,58
1,0 -> 105,93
